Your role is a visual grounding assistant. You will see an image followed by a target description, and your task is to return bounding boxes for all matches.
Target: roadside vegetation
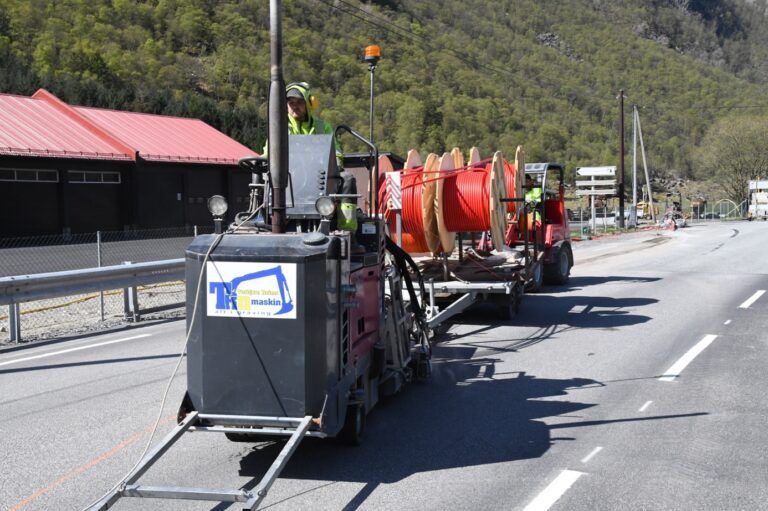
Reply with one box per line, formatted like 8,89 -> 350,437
1,0 -> 768,204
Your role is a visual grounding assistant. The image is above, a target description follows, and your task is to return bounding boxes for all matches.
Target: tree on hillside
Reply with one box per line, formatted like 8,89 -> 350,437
693,115 -> 768,205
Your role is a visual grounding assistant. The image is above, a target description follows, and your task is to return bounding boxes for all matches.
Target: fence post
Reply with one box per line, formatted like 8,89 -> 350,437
9,303 -> 21,343
97,231 -> 105,321
122,261 -> 140,322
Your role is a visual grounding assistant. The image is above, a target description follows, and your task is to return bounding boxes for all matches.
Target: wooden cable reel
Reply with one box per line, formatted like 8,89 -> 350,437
380,146 -> 520,255
435,151 -> 458,254
434,148 -> 508,252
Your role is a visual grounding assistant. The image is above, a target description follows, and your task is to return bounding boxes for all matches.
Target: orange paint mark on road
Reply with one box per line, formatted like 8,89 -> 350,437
9,415 -> 176,511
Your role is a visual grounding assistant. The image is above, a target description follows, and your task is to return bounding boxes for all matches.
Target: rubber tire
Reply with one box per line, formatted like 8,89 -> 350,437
339,403 -> 365,446
526,260 -> 544,293
544,246 -> 571,285
494,292 -> 519,320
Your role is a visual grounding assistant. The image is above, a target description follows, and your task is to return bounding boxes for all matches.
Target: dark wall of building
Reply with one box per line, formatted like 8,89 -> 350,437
0,156 -> 130,237
136,161 -> 242,230
1,155 -> 248,237
228,169 -> 252,220
65,180 -> 122,233
135,165 -> 185,228
0,180 -> 59,237
185,167 -> 226,227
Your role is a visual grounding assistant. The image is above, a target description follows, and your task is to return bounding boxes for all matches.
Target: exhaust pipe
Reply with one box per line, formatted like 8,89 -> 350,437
269,0 -> 287,233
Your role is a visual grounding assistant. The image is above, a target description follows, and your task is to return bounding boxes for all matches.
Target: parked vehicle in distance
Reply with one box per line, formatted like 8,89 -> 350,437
748,179 -> 768,220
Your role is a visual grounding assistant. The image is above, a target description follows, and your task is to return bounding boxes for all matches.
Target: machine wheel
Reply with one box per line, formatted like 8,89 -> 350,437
494,292 -> 520,320
544,246 -> 571,285
339,403 -> 365,446
526,260 -> 544,293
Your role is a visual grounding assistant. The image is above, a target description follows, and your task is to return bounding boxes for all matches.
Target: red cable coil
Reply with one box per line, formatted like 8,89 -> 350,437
379,167 -> 431,253
442,166 -> 493,232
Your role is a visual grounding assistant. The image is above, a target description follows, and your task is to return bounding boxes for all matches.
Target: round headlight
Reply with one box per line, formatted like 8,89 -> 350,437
207,195 -> 228,217
315,196 -> 336,217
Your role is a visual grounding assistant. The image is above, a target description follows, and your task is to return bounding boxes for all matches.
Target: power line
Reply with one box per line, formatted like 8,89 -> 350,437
309,0 -> 637,106
311,0 -> 528,86
311,0 -> 768,114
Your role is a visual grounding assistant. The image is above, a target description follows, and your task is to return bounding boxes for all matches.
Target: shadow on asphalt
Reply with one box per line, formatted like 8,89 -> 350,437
207,278 -> 662,509
219,343 -> 706,511
223,345 -> 598,510
438,292 -> 657,352
552,275 -> 661,291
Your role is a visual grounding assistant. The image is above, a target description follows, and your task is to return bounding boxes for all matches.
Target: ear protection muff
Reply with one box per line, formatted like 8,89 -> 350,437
287,81 -> 319,110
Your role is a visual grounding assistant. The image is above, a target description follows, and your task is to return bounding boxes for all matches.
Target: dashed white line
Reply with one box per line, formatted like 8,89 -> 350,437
581,446 -> 603,464
523,469 -> 584,511
659,334 -> 718,382
739,290 -> 765,309
568,305 -> 589,314
724,319 -> 732,325
0,334 -> 152,367
638,400 -> 653,412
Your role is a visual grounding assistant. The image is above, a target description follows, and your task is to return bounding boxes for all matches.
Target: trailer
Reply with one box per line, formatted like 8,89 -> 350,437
392,161 -> 573,333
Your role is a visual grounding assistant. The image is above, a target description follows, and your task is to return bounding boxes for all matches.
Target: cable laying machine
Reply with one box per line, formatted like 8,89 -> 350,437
92,3 -> 430,510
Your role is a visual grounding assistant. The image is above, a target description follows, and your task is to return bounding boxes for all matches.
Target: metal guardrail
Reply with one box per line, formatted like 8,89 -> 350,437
0,259 -> 185,342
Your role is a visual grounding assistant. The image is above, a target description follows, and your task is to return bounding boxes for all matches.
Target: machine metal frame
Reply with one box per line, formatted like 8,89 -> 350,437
93,413 -> 313,510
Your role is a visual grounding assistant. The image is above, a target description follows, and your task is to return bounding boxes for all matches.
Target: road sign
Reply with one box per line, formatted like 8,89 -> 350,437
575,190 -> 617,196
575,179 -> 616,187
576,166 -> 616,177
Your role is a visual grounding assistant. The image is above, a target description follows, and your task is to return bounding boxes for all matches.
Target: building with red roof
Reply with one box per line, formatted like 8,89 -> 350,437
0,89 -> 257,237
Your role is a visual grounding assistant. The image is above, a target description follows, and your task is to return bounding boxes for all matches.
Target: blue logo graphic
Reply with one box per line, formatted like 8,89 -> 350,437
209,265 -> 294,315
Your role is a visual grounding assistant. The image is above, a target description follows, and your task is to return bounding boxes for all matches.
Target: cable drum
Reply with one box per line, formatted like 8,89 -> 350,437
436,150 -> 508,252
379,151 -> 440,254
379,147 -> 521,255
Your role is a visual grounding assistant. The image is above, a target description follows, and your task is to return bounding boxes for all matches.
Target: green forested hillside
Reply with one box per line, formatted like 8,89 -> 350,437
2,0 -> 768,185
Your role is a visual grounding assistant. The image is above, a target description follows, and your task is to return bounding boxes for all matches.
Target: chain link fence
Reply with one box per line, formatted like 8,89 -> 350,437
0,226 -> 213,344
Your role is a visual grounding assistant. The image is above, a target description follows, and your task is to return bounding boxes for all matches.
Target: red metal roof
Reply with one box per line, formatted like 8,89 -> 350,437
75,106 -> 257,164
0,92 -> 133,160
0,89 -> 257,164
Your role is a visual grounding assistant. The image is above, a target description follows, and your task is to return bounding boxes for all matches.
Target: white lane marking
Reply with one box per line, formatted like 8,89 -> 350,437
523,469 -> 584,511
0,334 -> 152,368
638,400 -> 653,412
724,319 -> 732,325
659,334 -> 718,382
568,305 -> 589,314
581,447 -> 602,464
739,290 -> 766,309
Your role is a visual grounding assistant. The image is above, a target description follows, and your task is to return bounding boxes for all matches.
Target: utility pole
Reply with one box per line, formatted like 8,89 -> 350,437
618,89 -> 626,228
636,106 -> 655,222
631,104 -> 638,227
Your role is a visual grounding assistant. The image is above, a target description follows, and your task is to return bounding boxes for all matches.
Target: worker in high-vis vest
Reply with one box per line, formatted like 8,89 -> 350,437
524,174 -> 543,222
264,82 -> 358,233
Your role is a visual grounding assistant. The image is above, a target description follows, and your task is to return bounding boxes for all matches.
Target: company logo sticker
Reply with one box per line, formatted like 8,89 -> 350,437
206,262 -> 297,319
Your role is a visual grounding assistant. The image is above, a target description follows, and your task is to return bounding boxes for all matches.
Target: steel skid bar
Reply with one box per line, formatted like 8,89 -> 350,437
423,279 -> 515,329
92,412 -> 313,511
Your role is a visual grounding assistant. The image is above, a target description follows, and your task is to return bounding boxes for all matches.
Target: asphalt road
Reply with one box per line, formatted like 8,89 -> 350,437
1,221 -> 767,511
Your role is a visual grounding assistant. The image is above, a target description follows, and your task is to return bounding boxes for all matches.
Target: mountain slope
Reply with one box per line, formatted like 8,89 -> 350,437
1,0 -> 767,181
